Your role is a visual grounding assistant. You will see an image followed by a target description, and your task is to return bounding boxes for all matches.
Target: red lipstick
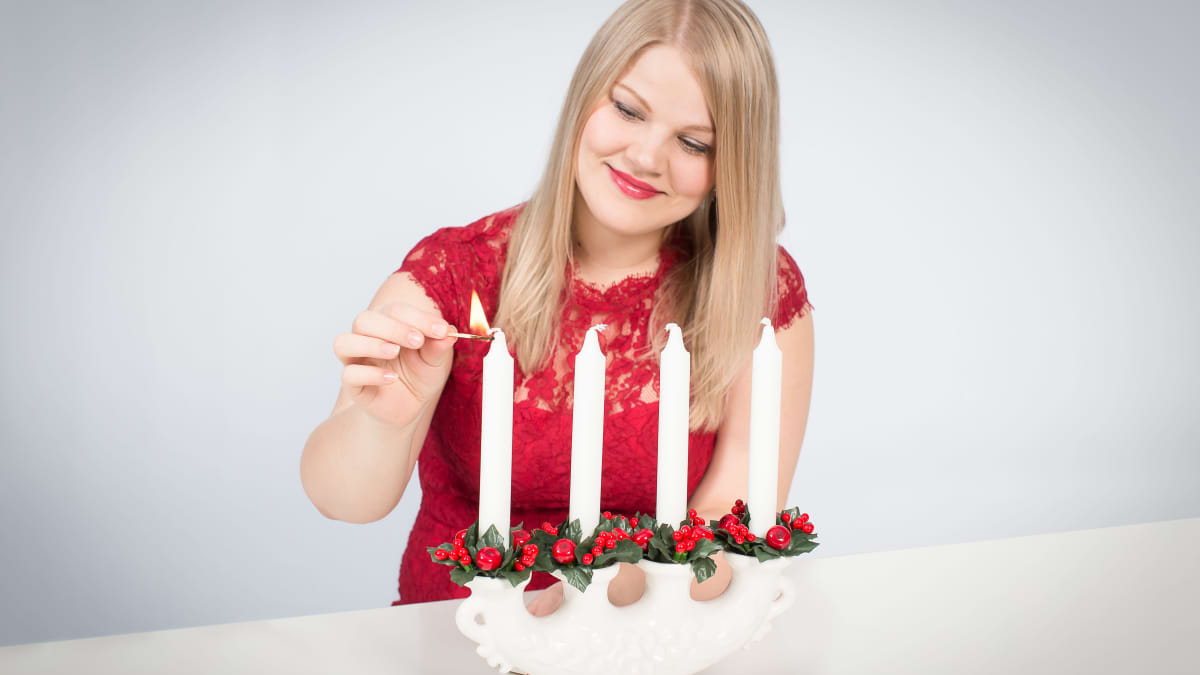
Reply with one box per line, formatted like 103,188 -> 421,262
607,165 -> 661,200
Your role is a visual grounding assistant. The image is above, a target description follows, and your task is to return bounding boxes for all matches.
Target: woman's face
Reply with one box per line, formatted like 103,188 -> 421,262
575,44 -> 716,241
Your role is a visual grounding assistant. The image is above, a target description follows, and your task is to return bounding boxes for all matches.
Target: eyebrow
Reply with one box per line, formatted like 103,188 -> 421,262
614,82 -> 714,134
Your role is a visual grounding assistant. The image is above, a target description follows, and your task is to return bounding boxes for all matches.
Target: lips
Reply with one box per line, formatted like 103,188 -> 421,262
607,164 -> 661,200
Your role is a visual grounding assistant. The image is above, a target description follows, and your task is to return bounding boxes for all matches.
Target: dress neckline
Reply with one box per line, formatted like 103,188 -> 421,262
567,239 -> 682,311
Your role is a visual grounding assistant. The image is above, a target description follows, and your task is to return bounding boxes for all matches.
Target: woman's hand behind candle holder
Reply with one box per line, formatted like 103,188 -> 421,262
333,296 -> 457,429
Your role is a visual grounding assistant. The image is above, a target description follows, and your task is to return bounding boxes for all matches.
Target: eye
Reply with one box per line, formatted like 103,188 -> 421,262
612,99 -> 641,121
680,138 -> 711,156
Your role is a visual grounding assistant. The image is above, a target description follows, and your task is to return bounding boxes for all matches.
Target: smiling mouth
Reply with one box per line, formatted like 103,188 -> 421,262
606,164 -> 662,199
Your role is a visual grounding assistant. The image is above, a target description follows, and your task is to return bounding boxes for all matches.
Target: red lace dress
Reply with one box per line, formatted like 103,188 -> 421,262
390,203 -> 812,605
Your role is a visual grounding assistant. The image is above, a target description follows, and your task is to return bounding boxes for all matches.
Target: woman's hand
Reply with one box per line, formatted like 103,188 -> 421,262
332,301 -> 457,429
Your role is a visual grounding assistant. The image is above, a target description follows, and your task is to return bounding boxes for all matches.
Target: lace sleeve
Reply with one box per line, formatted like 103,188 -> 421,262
772,244 -> 813,330
393,228 -> 462,326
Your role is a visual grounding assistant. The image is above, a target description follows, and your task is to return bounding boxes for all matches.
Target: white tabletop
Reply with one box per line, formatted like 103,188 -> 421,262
3,518 -> 1197,674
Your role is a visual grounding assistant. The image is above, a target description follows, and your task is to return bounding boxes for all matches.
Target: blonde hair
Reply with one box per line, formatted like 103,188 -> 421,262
494,0 -> 784,431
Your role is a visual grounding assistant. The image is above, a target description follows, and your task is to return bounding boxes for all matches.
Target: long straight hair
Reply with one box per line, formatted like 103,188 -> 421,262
494,0 -> 784,431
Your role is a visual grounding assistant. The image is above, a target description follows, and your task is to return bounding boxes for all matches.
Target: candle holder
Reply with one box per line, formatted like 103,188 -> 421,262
432,505 -> 819,675
454,554 -> 795,675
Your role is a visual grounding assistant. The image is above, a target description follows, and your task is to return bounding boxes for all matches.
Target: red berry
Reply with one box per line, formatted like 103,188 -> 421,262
512,529 -> 531,548
514,562 -> 525,571
614,529 -> 628,541
603,511 -> 612,519
799,513 -> 809,523
675,542 -> 686,553
630,517 -> 639,528
693,526 -> 714,540
747,532 -> 756,542
521,555 -> 535,567
735,499 -> 744,506
523,544 -> 538,556
791,520 -> 804,530
685,540 -> 695,551
719,514 -> 739,532
582,553 -> 594,565
672,531 -> 683,542
591,546 -> 602,556
604,539 -> 615,550
434,549 -> 449,560
552,538 -> 576,564
476,547 -> 502,571
692,517 -> 705,526
688,508 -> 698,518
766,525 -> 791,550
781,513 -> 791,523
456,529 -> 468,540
680,525 -> 691,537
449,551 -> 460,561
453,537 -> 464,548
460,555 -> 472,566
801,522 -> 815,534
734,536 -> 744,544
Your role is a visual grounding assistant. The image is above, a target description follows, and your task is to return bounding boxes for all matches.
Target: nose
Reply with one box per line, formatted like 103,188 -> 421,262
624,128 -> 667,178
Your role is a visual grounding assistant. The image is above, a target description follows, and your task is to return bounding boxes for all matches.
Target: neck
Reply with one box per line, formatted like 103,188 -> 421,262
572,190 -> 666,286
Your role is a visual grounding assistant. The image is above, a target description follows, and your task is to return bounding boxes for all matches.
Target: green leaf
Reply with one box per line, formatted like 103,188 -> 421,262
690,538 -> 719,559
465,521 -> 479,545
596,538 -> 643,565
561,565 -> 593,593
564,518 -> 583,542
634,512 -> 657,532
691,556 -> 718,584
480,524 -> 504,551
449,565 -> 480,587
501,566 -> 532,587
754,546 -> 782,562
648,533 -> 675,561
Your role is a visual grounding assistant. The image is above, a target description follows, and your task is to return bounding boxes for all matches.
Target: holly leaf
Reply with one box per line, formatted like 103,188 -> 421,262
427,543 -> 455,566
449,565 -> 480,587
754,546 -> 782,562
561,565 -> 593,593
564,518 -> 583,542
635,512 -> 658,532
501,566 -> 531,587
480,524 -> 504,551
691,556 -> 718,584
595,538 -> 643,566
648,533 -> 675,562
465,521 -> 479,545
689,538 -> 718,560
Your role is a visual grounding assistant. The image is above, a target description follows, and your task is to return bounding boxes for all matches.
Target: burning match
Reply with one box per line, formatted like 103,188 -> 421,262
448,331 -> 494,341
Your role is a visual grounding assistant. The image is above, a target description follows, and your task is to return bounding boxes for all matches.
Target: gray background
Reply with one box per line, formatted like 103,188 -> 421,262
1,0 -> 1197,647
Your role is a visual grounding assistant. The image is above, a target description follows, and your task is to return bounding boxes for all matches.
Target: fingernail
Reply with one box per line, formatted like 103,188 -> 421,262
408,332 -> 422,347
382,372 -> 397,383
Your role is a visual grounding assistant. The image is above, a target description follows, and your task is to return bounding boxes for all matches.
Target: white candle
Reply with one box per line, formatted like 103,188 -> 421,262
478,328 -> 513,546
569,324 -> 607,537
656,323 -> 691,528
747,318 -> 782,537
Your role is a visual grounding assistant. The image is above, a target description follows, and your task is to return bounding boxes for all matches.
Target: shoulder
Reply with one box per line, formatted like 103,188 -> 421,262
397,202 -> 525,273
772,243 -> 813,329
392,202 -> 526,324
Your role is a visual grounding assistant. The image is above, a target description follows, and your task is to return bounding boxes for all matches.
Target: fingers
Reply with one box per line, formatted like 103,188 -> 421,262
333,333 -> 402,365
340,304 -> 452,364
341,363 -> 399,388
413,324 -> 458,368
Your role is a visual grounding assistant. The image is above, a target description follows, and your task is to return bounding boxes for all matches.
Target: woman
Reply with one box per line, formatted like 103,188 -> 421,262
300,0 -> 814,614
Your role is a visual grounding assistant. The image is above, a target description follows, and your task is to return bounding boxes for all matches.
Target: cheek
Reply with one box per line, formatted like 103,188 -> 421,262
671,159 -> 714,201
580,107 -> 626,159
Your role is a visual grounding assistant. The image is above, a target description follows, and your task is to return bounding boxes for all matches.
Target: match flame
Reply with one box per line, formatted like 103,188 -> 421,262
468,290 -> 490,335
